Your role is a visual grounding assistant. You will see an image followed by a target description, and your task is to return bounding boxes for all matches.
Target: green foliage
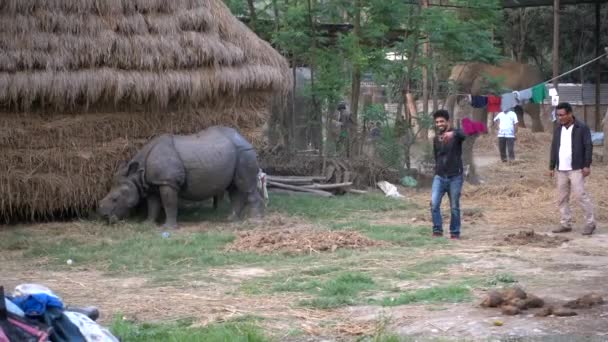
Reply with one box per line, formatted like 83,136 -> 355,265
110,317 -> 269,342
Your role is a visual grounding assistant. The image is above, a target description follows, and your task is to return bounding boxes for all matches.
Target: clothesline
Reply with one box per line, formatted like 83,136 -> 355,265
452,48 -> 608,98
450,49 -> 608,113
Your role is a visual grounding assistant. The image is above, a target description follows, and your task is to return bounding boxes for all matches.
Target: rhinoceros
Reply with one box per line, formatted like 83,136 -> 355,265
97,126 -> 264,228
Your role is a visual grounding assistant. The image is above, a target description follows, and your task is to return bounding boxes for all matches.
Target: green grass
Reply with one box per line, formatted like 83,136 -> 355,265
331,222 -> 449,247
299,272 -> 377,309
110,317 -> 269,342
3,222 -> 317,276
378,283 -> 473,307
396,256 -> 464,280
268,193 -> 409,221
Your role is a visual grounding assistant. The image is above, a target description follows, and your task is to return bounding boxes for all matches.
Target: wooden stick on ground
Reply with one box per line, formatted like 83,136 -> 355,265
267,181 -> 334,197
347,189 -> 368,194
302,182 -> 352,190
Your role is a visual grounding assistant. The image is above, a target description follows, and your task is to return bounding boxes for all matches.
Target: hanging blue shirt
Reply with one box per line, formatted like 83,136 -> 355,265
470,96 -> 488,108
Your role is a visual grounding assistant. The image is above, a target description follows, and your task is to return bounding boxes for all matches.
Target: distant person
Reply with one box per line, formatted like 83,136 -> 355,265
369,121 -> 381,140
431,110 -> 466,240
549,102 -> 596,235
335,101 -> 353,156
493,107 -> 519,162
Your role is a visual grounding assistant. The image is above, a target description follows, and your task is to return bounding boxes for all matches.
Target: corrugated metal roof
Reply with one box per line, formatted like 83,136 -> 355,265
545,83 -> 608,105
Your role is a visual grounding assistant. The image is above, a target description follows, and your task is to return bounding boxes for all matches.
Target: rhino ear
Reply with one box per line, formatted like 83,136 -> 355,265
114,161 -> 129,179
127,161 -> 140,176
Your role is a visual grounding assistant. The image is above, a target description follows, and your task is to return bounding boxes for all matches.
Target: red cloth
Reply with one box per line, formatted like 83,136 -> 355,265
487,95 -> 501,112
461,117 -> 487,135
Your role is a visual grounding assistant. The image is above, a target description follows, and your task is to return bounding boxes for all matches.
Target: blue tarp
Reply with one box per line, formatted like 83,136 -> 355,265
591,131 -> 604,146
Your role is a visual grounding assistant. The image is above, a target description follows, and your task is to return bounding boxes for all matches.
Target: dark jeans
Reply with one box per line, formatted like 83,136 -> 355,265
498,137 -> 515,161
431,174 -> 463,237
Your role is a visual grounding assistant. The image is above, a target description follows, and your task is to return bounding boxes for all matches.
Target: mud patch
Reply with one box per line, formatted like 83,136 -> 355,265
497,230 -> 569,248
226,229 -> 388,254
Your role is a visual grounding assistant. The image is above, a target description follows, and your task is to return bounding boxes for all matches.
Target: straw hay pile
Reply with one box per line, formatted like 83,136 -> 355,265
463,128 -> 608,227
0,0 -> 291,221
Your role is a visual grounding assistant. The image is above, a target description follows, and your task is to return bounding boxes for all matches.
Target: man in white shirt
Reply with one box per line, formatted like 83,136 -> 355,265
549,102 -> 596,235
493,107 -> 519,162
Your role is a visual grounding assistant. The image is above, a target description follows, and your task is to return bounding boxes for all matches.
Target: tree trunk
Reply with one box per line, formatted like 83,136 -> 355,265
431,49 -> 439,113
247,0 -> 257,33
307,0 -> 321,151
603,108 -> 608,163
349,0 -> 362,158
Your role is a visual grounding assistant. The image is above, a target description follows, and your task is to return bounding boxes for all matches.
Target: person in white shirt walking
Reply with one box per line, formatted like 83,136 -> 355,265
549,102 -> 596,235
493,107 -> 519,162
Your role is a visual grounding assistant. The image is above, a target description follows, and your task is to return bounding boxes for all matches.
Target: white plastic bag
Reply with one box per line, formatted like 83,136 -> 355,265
377,181 -> 404,198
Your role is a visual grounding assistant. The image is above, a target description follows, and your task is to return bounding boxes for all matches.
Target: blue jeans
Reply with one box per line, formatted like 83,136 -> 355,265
431,175 -> 463,236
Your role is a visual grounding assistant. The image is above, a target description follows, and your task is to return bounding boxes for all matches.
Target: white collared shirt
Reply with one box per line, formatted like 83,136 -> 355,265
558,125 -> 574,171
493,111 -> 518,138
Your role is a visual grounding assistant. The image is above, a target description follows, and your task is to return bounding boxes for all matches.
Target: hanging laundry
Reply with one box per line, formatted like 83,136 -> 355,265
549,88 -> 558,97
515,88 -> 533,104
470,95 -> 488,108
531,83 -> 548,103
551,107 -> 557,122
487,95 -> 501,112
501,92 -> 516,112
548,88 -> 559,106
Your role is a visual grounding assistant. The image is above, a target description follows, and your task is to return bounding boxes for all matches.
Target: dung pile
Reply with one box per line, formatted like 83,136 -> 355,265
480,286 -> 545,316
480,286 -> 604,317
497,230 -> 569,248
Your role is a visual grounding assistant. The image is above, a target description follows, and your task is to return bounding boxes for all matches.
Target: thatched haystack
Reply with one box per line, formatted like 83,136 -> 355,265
0,0 -> 291,221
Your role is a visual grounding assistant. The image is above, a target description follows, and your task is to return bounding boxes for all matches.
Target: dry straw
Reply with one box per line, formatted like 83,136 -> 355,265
0,0 -> 291,221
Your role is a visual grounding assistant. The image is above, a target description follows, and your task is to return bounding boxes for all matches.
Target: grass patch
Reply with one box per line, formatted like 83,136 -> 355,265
299,272 -> 377,309
490,273 -> 518,284
0,230 -> 34,251
110,317 -> 269,342
378,283 -> 472,306
268,193 -> 408,221
11,223 -> 315,275
396,256 -> 464,280
331,222 -> 448,247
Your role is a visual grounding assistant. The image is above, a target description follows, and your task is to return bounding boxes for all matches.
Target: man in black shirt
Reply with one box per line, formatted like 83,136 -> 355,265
431,110 -> 466,239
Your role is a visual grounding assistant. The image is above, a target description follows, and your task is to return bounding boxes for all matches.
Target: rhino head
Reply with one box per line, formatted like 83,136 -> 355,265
97,161 -> 144,224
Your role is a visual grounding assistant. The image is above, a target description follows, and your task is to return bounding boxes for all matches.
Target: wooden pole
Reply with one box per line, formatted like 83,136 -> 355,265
552,0 -> 560,91
595,0 -> 601,131
421,0 -> 430,117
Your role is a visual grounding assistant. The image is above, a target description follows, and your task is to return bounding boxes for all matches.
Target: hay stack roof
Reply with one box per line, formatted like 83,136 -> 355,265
0,0 -> 291,222
0,0 -> 290,112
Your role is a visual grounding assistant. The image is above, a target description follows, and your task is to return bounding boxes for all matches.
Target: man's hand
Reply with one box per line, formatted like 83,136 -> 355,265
582,167 -> 591,177
441,131 -> 454,142
548,170 -> 554,178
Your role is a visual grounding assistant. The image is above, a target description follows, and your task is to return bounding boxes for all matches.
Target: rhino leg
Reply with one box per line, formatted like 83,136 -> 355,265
160,186 -> 179,229
227,188 -> 244,221
145,195 -> 161,225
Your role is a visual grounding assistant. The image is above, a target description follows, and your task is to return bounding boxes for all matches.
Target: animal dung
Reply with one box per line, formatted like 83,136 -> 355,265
563,293 -> 604,309
480,286 -> 544,316
481,287 -> 604,318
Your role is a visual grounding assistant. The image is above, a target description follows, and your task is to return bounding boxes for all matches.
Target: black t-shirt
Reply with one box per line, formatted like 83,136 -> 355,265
433,129 -> 466,177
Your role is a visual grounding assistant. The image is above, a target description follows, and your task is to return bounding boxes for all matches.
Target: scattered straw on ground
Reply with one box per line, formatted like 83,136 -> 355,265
226,229 -> 388,255
496,230 -> 569,248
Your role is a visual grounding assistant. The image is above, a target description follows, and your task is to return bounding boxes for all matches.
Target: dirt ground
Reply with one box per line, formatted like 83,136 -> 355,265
2,128 -> 608,341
